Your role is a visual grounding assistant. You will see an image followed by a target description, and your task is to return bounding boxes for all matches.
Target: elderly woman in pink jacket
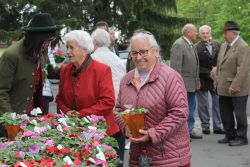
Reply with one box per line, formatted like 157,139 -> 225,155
115,32 -> 191,167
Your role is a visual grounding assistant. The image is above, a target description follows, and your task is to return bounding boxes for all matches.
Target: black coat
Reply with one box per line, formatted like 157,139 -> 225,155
195,40 -> 220,91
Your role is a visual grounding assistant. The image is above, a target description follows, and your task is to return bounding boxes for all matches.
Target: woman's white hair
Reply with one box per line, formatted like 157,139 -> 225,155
91,28 -> 111,47
127,32 -> 160,52
63,30 -> 94,54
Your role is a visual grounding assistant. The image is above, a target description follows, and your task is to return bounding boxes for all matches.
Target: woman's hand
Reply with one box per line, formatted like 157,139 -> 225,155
130,129 -> 150,143
123,125 -> 132,138
66,110 -> 79,117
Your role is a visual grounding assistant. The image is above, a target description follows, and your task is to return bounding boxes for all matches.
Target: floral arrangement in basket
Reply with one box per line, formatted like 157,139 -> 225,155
53,49 -> 65,63
0,113 -> 120,166
115,106 -> 149,138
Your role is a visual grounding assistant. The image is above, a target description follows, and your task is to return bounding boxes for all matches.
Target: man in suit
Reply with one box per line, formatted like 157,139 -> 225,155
195,25 -> 224,135
170,23 -> 202,139
216,21 -> 250,146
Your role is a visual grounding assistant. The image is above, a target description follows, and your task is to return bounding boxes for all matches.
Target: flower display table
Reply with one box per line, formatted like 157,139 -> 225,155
0,113 -> 120,166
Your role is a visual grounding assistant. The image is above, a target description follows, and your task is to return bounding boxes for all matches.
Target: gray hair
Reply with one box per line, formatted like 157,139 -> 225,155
182,23 -> 196,35
199,25 -> 211,33
91,28 -> 111,47
233,31 -> 240,35
128,32 -> 160,52
63,30 -> 94,54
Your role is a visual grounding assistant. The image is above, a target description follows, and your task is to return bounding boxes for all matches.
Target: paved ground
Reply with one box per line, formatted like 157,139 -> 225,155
50,83 -> 250,167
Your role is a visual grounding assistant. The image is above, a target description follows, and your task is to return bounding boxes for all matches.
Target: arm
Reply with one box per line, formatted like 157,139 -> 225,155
170,43 -> 184,74
147,72 -> 189,145
230,46 -> 250,92
0,53 -> 16,114
114,81 -> 127,130
55,66 -> 71,113
78,67 -> 115,118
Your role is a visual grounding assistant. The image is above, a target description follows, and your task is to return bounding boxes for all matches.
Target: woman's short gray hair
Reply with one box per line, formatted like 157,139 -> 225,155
63,30 -> 94,54
128,32 -> 160,52
91,28 -> 111,47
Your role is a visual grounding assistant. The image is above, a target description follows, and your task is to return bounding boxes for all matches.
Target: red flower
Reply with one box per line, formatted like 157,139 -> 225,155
105,152 -> 117,159
52,120 -> 59,126
68,133 -> 80,137
45,114 -> 56,118
54,49 -> 64,55
62,165 -> 71,167
44,147 -> 58,154
39,158 -> 55,167
74,152 -> 81,159
61,148 -> 70,155
62,125 -> 69,131
73,158 -> 81,166
81,150 -> 91,158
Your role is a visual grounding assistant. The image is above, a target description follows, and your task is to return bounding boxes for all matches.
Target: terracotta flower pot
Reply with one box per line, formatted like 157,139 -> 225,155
122,113 -> 145,138
4,125 -> 21,141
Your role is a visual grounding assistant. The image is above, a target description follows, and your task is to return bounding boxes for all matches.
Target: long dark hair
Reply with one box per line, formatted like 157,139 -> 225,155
23,32 -> 55,63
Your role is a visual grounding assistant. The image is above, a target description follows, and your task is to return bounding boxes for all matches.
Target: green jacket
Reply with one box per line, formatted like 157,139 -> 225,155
0,39 -> 47,115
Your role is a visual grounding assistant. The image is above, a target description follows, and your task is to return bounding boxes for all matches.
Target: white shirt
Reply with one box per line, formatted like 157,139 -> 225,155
91,47 -> 126,99
229,35 -> 240,47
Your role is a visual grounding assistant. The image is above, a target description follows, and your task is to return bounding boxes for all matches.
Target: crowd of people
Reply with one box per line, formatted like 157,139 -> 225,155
0,12 -> 249,167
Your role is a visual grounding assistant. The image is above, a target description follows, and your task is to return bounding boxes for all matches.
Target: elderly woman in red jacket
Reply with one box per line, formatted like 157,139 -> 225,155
115,32 -> 191,167
56,30 -> 124,164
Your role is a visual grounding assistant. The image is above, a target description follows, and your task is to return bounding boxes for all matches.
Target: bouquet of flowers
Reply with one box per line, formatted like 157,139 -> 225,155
116,107 -> 149,138
0,113 -> 120,166
53,49 -> 65,63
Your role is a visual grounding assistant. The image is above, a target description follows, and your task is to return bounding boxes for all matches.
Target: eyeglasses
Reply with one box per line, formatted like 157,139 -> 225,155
130,47 -> 153,58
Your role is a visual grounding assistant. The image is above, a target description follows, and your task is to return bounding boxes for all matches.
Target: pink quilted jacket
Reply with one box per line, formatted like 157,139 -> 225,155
116,60 -> 192,167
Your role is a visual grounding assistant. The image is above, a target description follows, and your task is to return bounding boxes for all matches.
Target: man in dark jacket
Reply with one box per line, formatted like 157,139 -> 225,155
0,13 -> 63,137
195,25 -> 224,135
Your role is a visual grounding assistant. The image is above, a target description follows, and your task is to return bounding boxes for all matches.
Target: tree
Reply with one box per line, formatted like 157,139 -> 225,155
0,0 -> 190,59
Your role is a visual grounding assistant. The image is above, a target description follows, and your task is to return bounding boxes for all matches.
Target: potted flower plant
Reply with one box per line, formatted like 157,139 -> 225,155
116,107 -> 149,138
0,113 -> 29,141
53,49 -> 65,63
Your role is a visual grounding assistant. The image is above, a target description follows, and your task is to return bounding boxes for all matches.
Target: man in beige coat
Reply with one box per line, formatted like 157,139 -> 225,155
215,21 -> 250,146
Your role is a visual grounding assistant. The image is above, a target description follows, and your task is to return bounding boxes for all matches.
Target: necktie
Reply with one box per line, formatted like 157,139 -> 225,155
224,44 -> 231,56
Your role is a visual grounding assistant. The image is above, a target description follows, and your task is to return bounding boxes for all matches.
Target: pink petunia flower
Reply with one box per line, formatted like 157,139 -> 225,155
45,140 -> 54,147
29,145 -> 40,154
23,130 -> 35,137
15,151 -> 25,159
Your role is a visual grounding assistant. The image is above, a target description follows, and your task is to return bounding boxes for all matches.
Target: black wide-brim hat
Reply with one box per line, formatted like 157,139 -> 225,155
22,13 -> 64,32
223,21 -> 240,31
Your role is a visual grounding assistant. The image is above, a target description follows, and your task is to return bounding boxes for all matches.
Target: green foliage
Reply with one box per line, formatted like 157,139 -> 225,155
0,112 -> 28,125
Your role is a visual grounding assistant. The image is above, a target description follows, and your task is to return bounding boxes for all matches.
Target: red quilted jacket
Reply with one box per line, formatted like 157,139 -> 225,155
116,60 -> 192,167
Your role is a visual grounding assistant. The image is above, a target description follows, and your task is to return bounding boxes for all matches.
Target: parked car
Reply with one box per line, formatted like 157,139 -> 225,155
118,50 -> 129,68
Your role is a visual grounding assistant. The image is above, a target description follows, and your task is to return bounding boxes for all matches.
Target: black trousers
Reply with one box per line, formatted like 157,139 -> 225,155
219,95 -> 248,139
112,130 -> 125,167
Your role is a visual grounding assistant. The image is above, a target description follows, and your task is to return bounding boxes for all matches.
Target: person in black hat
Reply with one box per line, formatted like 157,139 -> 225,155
214,21 -> 250,146
0,13 -> 63,137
